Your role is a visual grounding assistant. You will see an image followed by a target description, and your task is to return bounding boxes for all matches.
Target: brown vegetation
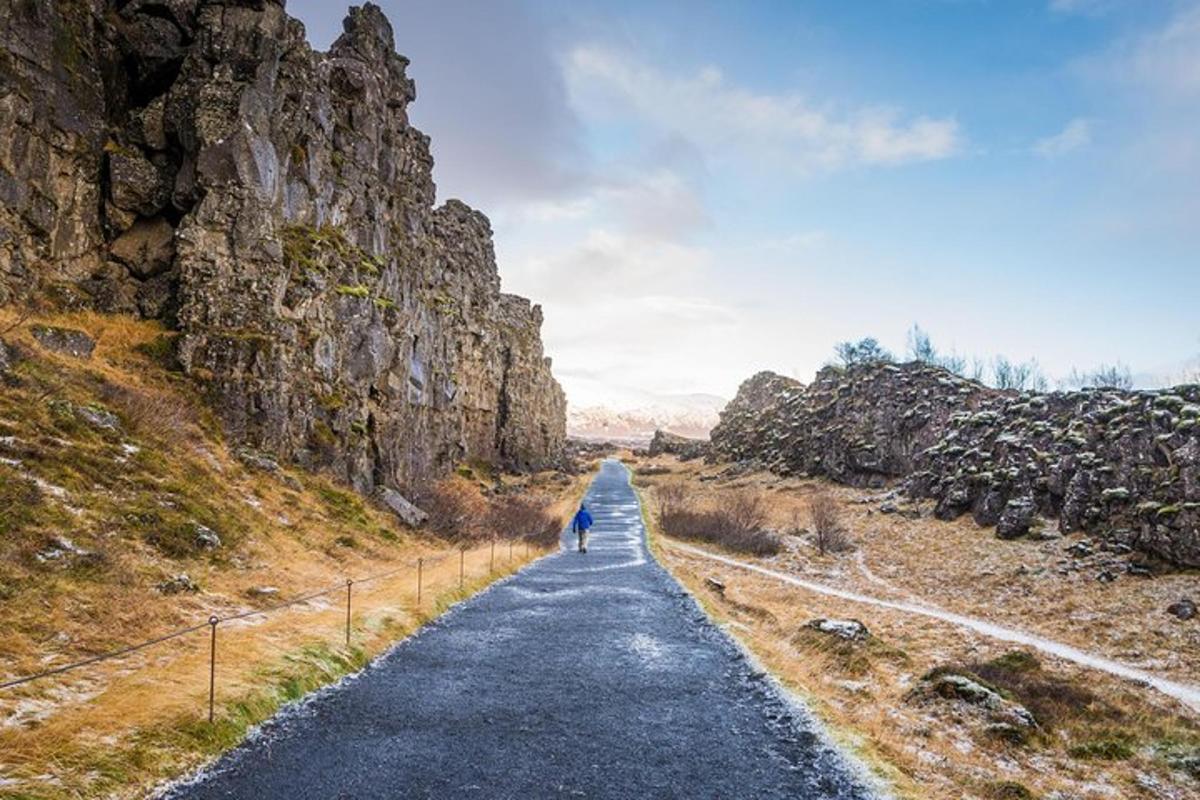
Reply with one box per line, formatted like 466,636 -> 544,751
655,484 -> 782,556
808,490 -> 852,554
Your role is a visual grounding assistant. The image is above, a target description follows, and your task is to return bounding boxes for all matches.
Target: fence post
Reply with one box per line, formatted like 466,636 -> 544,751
459,547 -> 465,590
417,557 -> 424,606
344,579 -> 353,647
207,616 -> 219,723
490,540 -> 495,572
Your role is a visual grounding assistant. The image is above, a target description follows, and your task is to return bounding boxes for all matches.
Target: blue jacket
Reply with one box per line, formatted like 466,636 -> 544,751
572,507 -> 594,532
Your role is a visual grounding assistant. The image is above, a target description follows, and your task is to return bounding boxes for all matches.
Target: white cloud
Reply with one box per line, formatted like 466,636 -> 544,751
565,46 -> 962,175
1121,4 -> 1200,100
1034,118 -> 1092,157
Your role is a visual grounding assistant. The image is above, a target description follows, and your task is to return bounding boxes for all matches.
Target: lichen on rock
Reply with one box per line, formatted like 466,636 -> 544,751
711,362 -> 1200,567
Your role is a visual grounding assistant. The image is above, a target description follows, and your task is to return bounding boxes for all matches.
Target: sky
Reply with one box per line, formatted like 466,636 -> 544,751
289,0 -> 1200,409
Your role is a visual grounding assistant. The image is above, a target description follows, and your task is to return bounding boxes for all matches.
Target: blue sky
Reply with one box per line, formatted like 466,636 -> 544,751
289,0 -> 1200,408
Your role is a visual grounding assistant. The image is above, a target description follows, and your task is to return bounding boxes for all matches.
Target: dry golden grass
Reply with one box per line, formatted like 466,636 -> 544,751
635,454 -> 1200,800
0,308 -> 592,799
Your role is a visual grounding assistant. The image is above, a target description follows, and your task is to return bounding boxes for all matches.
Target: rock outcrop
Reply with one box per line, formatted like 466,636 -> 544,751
0,1 -> 565,492
647,429 -> 709,461
711,363 -> 1200,567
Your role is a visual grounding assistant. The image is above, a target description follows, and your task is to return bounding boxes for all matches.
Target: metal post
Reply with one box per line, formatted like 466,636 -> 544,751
490,540 -> 495,572
207,616 -> 219,723
459,547 -> 465,589
345,579 -> 353,647
417,558 -> 424,606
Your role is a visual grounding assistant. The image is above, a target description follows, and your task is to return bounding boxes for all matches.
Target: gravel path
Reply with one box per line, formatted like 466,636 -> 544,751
161,460 -> 879,799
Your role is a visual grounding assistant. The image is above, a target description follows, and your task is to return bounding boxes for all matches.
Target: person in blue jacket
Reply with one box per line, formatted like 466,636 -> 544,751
572,504 -> 594,553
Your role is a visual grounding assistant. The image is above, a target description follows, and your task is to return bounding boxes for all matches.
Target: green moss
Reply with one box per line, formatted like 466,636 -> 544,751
315,391 -> 345,411
290,143 -> 307,166
373,297 -> 396,310
133,334 -> 181,371
984,650 -> 1041,675
350,420 -> 367,436
335,284 -> 370,298
315,483 -> 371,527
1068,732 -> 1137,760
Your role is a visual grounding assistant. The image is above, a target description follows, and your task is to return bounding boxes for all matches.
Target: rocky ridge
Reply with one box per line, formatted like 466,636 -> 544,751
0,1 -> 565,494
710,363 -> 1200,567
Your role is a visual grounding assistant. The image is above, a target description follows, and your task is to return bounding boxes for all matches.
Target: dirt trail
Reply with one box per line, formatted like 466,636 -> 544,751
672,542 -> 1200,713
160,461 -> 881,799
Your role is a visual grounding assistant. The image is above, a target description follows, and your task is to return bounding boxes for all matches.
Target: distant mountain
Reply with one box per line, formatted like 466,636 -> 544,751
568,393 -> 726,444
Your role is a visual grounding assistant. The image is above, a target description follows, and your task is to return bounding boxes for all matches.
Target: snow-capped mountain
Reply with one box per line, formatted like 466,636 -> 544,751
567,393 -> 727,444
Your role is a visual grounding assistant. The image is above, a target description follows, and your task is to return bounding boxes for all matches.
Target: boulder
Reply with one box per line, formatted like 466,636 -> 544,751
108,148 -> 172,216
110,217 -> 175,278
996,496 -> 1037,540
376,486 -> 428,527
804,618 -> 870,642
31,326 -> 96,359
1167,598 -> 1196,621
158,574 -> 199,594
193,524 -> 221,550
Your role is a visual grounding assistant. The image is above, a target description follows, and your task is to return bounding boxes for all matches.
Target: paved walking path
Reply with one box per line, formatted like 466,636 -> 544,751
162,460 -> 878,799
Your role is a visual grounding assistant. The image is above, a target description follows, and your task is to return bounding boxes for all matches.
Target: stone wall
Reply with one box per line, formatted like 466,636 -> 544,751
710,363 -> 1200,567
0,1 -> 565,492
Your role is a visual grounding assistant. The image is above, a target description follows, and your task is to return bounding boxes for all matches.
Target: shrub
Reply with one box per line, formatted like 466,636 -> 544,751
487,495 -> 562,547
98,381 -> 197,440
418,477 -> 489,542
983,781 -> 1035,800
809,491 -> 851,554
657,488 -> 782,556
653,481 -> 689,519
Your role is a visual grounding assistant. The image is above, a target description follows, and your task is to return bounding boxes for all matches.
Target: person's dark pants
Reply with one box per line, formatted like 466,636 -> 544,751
577,528 -> 589,552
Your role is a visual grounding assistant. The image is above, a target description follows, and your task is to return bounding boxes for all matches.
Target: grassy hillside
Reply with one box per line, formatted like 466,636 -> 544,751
0,309 -> 586,799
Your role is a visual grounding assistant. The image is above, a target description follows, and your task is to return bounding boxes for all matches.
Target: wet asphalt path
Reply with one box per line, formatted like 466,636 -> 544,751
162,460 -> 878,799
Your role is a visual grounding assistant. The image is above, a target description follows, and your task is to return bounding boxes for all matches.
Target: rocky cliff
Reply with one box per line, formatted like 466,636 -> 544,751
0,1 -> 565,493
710,364 -> 1200,567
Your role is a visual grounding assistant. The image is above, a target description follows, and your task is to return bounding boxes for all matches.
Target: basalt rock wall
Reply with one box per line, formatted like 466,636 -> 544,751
710,364 -> 1200,567
0,1 -> 565,492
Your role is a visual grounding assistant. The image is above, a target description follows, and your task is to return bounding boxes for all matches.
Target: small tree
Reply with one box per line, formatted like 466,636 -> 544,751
1063,363 -> 1134,390
834,337 -> 895,367
724,489 -> 768,535
906,324 -> 966,375
992,356 -> 1048,392
809,491 -> 851,555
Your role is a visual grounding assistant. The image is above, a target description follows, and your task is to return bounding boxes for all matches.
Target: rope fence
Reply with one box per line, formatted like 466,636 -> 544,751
0,537 -> 542,723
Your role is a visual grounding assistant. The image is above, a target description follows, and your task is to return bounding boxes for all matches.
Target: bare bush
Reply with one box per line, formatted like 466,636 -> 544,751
653,481 -> 689,520
418,478 -> 489,542
809,491 -> 852,555
97,382 -> 198,440
487,495 -> 562,547
656,487 -> 782,556
725,489 -> 768,533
